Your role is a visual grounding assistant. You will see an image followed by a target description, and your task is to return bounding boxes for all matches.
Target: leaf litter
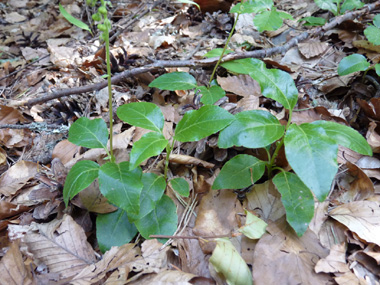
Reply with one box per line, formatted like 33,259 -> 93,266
1,0 -> 380,283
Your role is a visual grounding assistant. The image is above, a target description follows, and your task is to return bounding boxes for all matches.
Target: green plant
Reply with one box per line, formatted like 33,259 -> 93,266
338,53 -> 380,77
364,14 -> 380,46
62,0 -> 372,254
314,0 -> 364,16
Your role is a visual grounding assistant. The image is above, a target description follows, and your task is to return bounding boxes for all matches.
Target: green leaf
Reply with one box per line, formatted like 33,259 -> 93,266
374,14 -> 380,28
284,123 -> 338,201
273,172 -> 314,237
364,25 -> 380,46
221,58 -> 265,75
198,85 -> 226,105
170,177 -> 189,197
239,211 -> 267,239
221,59 -> 298,110
96,208 -> 138,253
230,0 -> 272,14
310,120 -> 372,156
210,238 -> 253,285
253,8 -> 292,32
68,117 -> 108,149
63,160 -> 99,206
218,110 -> 285,149
149,72 -> 197,91
341,0 -> 364,13
174,105 -> 235,142
300,16 -> 326,26
98,162 -> 143,217
135,195 -> 178,241
212,154 -> 265,190
138,173 -> 166,219
204,48 -> 233,58
376,64 -> 380,77
59,4 -> 92,34
117,102 -> 164,132
129,132 -> 168,170
314,0 -> 337,15
338,54 -> 370,76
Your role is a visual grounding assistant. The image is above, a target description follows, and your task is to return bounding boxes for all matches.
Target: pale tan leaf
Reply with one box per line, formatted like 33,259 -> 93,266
169,154 -> 214,168
329,201 -> 380,246
129,270 -> 196,284
71,243 -> 139,284
0,105 -> 27,124
252,218 -> 330,284
0,241 -> 34,285
315,243 -> 350,274
298,41 -> 330,59
366,122 -> 380,153
217,75 -> 261,97
9,215 -> 96,280
0,161 -> 38,196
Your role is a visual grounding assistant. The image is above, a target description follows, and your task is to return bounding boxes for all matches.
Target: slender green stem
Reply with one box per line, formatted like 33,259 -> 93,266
208,13 -> 240,85
104,30 -> 115,162
164,140 -> 175,181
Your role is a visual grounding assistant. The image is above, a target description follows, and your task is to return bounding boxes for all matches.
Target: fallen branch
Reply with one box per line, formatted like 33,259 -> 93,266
23,1 -> 380,107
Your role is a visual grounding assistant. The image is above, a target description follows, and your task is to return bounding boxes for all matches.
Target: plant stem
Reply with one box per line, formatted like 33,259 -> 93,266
164,140 -> 175,181
104,30 -> 115,163
208,13 -> 240,85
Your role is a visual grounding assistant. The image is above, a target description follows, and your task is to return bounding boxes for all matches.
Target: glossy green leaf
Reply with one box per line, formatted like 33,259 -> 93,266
230,0 -> 272,14
285,123 -> 338,201
218,110 -> 285,148
338,54 -> 370,76
63,160 -> 99,206
59,4 -> 92,34
221,58 -> 265,75
170,177 -> 189,197
129,132 -> 168,170
96,208 -> 137,253
174,105 -> 235,142
68,117 -> 108,149
117,102 -> 164,132
221,59 -> 298,110
98,162 -> 143,217
253,8 -> 292,32
135,195 -> 177,241
204,48 -> 233,58
300,16 -> 326,26
198,85 -> 225,105
149,72 -> 197,91
341,0 -> 364,13
310,120 -> 372,156
239,211 -> 267,239
374,14 -> 380,28
376,64 -> 380,77
314,0 -> 337,15
138,173 -> 166,219
210,238 -> 253,285
364,25 -> 380,46
273,172 -> 314,236
212,154 -> 265,190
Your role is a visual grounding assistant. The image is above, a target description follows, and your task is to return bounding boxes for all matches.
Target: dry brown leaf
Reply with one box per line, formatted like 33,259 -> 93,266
0,241 -> 34,285
0,105 -> 27,124
169,154 -> 214,168
8,215 -> 97,280
72,243 -> 139,284
0,201 -> 30,220
329,201 -> 380,246
298,41 -> 330,59
366,122 -> 380,153
0,129 -> 32,148
129,270 -> 196,284
315,243 -> 350,274
0,161 -> 38,196
217,74 -> 261,97
252,217 -> 330,284
246,181 -> 285,222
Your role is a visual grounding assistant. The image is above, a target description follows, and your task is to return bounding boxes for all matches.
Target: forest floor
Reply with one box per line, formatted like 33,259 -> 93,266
1,0 -> 380,283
